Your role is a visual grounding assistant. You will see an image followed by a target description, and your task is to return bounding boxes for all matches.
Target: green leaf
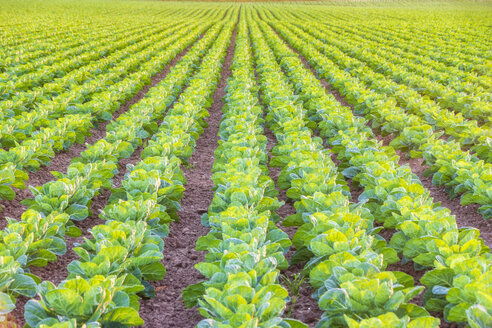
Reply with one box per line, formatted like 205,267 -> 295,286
284,318 -> 309,328
477,291 -> 492,310
24,300 -> 49,327
140,262 -> 166,281
45,289 -> 83,317
290,247 -> 313,265
319,288 -> 348,311
65,225 -> 82,238
393,271 -> 414,288
182,282 -> 205,308
282,214 -> 303,227
425,298 -> 447,312
380,247 -> 399,266
342,166 -> 360,179
397,303 -> 430,319
467,304 -> 492,328
408,316 -> 440,328
446,302 -> 470,323
0,292 -> 15,315
420,268 -> 454,288
195,262 -> 219,279
196,234 -> 220,251
102,307 -> 144,326
0,185 -> 15,200
10,273 -> 37,297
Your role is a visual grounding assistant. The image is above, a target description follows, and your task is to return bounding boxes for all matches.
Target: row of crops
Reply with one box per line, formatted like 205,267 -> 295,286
0,1 -> 490,327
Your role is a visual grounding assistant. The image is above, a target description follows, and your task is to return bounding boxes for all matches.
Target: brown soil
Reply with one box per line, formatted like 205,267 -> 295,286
138,23 -> 237,328
7,36 -> 202,328
281,262 -> 323,328
374,134 -> 392,147
346,178 -> 363,203
374,221 -> 395,244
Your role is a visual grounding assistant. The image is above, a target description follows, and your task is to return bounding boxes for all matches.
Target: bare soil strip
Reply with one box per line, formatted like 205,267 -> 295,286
138,23 -> 238,328
8,35 -> 204,328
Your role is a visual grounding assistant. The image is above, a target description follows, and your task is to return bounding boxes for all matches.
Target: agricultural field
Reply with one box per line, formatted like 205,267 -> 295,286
0,0 -> 491,327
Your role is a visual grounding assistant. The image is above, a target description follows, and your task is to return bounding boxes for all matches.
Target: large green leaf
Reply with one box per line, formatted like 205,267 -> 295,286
467,304 -> 492,328
101,307 -> 144,326
45,289 -> 83,317
182,282 -> 205,308
0,186 -> 15,201
420,268 -> 454,288
139,262 -> 166,281
9,273 -> 37,297
0,292 -> 15,315
284,318 -> 309,328
24,300 -> 49,327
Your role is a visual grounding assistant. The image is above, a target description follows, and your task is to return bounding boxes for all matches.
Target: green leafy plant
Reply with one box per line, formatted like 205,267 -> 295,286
281,273 -> 306,317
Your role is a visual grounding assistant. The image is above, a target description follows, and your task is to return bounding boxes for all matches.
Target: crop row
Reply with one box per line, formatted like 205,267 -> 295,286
0,21 -> 181,118
296,20 -> 491,126
0,19 -> 223,323
23,17 -> 237,327
1,23 -> 160,92
319,21 -> 491,95
0,21 -> 193,146
256,12 -> 491,327
284,21 -> 491,155
0,5 -> 222,89
182,13 -> 303,328
248,13 -> 443,327
290,7 -> 489,74
270,20 -> 492,220
0,19 -> 221,204
0,3 -> 490,327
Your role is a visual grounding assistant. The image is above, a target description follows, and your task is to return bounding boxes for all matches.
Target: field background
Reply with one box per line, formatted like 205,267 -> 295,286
0,0 -> 491,328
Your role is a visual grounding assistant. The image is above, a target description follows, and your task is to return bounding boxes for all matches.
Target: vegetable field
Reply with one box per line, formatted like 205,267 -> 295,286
0,0 -> 491,327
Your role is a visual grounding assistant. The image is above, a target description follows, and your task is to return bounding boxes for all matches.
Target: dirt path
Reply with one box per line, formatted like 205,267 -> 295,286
138,22 -> 238,328
7,35 -> 204,328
